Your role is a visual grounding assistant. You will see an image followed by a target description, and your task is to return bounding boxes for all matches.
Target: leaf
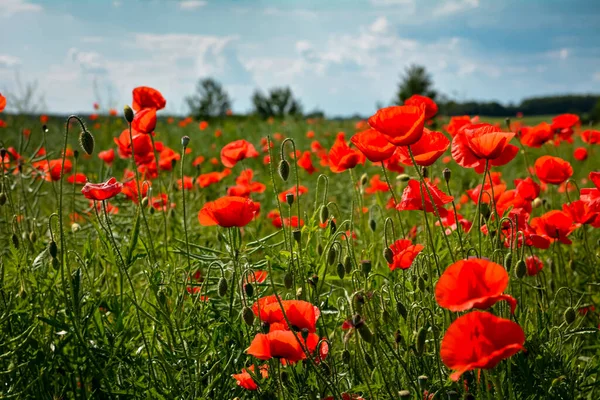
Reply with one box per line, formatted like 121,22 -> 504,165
32,248 -> 48,270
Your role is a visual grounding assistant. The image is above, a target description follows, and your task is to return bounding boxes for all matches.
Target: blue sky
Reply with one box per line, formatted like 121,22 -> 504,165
1,0 -> 599,116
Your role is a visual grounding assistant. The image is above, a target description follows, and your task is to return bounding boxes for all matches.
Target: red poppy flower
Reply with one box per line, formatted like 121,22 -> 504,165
530,210 -> 576,245
382,148 -> 405,173
525,255 -> 543,276
197,169 -> 231,188
244,270 -> 268,285
435,212 -> 472,235
68,173 -> 87,185
158,147 -> 180,171
220,140 -> 259,168
387,239 -> 424,270
232,364 -> 268,391
328,132 -> 364,173
452,124 -> 518,173
397,179 -> 453,217
0,93 -> 6,112
246,330 -> 306,363
132,86 -> 166,111
514,177 -> 540,202
534,156 -> 573,185
114,128 -> 153,160
562,200 -> 598,225
131,108 -> 157,134
278,185 -> 308,203
364,174 -> 389,194
98,149 -> 115,165
580,171 -> 600,212
404,94 -> 438,120
396,128 -> 450,166
582,129 -> 600,144
368,105 -> 425,146
435,258 -> 517,314
33,159 -> 73,181
254,298 -> 321,333
350,128 -> 396,162
441,311 -> 525,381
81,177 -> 123,201
573,147 -> 588,161
177,176 -> 194,190
198,196 -> 258,227
199,121 -> 209,131
226,169 -> 266,197
520,122 -> 553,148
551,113 -> 579,132
444,115 -> 472,137
297,151 -> 316,174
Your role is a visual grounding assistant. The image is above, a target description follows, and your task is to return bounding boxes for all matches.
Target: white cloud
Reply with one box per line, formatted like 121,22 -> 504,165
593,72 -> 600,82
263,7 -> 318,19
370,16 -> 389,34
559,48 -> 569,60
179,1 -> 207,10
0,54 -> 22,67
0,0 -> 42,17
433,0 -> 479,17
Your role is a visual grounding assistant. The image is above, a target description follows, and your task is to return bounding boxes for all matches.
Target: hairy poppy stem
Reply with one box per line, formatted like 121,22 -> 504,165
475,160 -> 490,256
380,161 -> 406,237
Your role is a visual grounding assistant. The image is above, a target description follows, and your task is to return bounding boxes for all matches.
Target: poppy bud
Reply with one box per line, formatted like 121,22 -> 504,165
532,197 -> 542,209
308,274 -> 319,286
343,255 -> 352,274
515,259 -> 526,279
369,218 -> 376,232
244,282 -> 254,297
71,223 -> 81,233
242,306 -> 254,326
382,309 -> 391,323
480,203 -> 491,220
398,173 -> 410,182
353,294 -> 364,314
394,329 -> 404,345
417,375 -> 428,390
504,252 -> 512,271
0,148 -> 5,159
29,231 -> 37,243
464,394 -> 475,400
421,166 -> 428,179
319,205 -> 329,224
157,288 -> 168,307
361,260 -> 371,276
0,192 -> 6,206
329,219 -> 336,234
217,277 -> 228,297
280,371 -> 289,384
417,276 -> 426,292
11,233 -> 19,249
150,207 -> 155,215
171,158 -> 177,169
292,229 -> 301,243
422,272 -> 428,282
278,159 -> 290,181
296,287 -> 304,299
442,167 -> 451,183
327,246 -> 337,266
396,301 -> 407,320
564,307 -> 576,324
52,257 -> 59,270
181,135 -> 191,148
364,353 -> 374,368
336,262 -> 345,279
73,149 -> 79,160
79,130 -> 95,155
360,173 -> 368,187
342,349 -> 351,364
284,272 -> 293,289
317,243 -> 324,256
261,322 -> 270,333
301,328 -> 309,340
285,193 -> 294,206
415,327 -> 427,355
399,390 -> 411,399
383,247 -> 394,264
124,105 -> 134,123
42,125 -> 48,133
447,390 -> 459,400
49,241 -> 58,259
141,197 -> 149,208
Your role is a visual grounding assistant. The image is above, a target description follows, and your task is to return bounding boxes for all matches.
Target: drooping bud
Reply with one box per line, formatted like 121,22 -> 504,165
361,260 -> 371,276
0,192 -> 6,206
421,166 -> 428,179
343,255 -> 352,274
417,375 -> 428,391
124,105 -> 134,123
283,272 -> 293,289
399,390 -> 411,399
363,353 -> 374,368
342,349 -> 351,364
398,173 -> 410,182
308,274 -> 319,287
319,205 -> 329,225
278,159 -> 290,181
336,262 -> 345,279
443,168 -> 451,183
394,329 -> 404,345
396,301 -> 407,320
181,136 -> 190,148
415,327 -> 427,356
73,149 -> 79,160
447,390 -> 459,400
301,328 -> 309,340
71,223 -> 81,233
285,193 -> 294,206
79,130 -> 95,155
360,173 -> 368,187
515,259 -> 526,279
242,306 -> 255,326
49,241 -> 58,259
329,219 -> 337,234
292,229 -> 301,243
369,218 -> 376,232
504,252 -> 513,271
217,277 -> 228,297
564,307 -> 576,324
383,247 -> 394,264
317,242 -> 324,256
327,245 -> 337,266
11,233 -> 19,249
244,282 -> 254,297
532,197 -> 543,209
417,276 -> 426,292
29,231 -> 37,243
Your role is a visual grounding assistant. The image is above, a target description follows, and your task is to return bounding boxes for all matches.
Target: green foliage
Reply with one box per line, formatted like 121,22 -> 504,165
394,64 -> 437,104
185,78 -> 232,120
252,86 -> 303,119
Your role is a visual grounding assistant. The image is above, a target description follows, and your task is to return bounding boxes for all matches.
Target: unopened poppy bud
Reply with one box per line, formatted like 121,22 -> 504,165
29,231 -> 37,243
149,206 -> 155,215
0,192 -> 6,206
383,247 -> 394,264
342,349 -> 351,364
398,173 -> 410,182
396,301 -> 407,320
343,255 -> 352,273
418,375 -> 428,390
71,223 -> 81,233
443,167 -> 451,183
364,352 -> 374,368
181,136 -> 190,147
358,322 -> 373,343
0,148 -> 5,159
285,193 -> 294,206
564,307 -> 576,324
308,274 -> 319,286
515,259 -> 526,279
73,149 -> 79,160
504,252 -> 513,271
353,294 -> 364,313
361,260 -> 371,276
319,205 -> 329,224
217,277 -> 228,297
157,288 -> 168,307
242,306 -> 254,326
79,130 -> 94,155
422,272 -> 428,281
317,242 -> 324,256
284,272 -> 293,289
124,105 -> 134,123
447,390 -> 459,400
42,124 -> 48,133
292,229 -> 301,243
399,390 -> 411,399
261,322 -> 270,333
417,276 -> 426,292
336,262 -> 345,279
49,241 -> 58,259
296,287 -> 303,299
327,246 -> 337,266
278,159 -> 290,181
280,370 -> 289,383
11,233 -> 19,249
360,173 -> 368,187
421,166 -> 428,179
394,329 -> 404,345
480,203 -> 491,220
52,257 -> 59,270
532,197 -> 543,209
416,327 -> 427,355
301,328 -> 309,340
382,309 -> 391,323
369,218 -> 376,231
329,219 -> 336,234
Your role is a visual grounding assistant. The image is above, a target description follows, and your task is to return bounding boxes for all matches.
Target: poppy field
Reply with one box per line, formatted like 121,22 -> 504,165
0,89 -> 600,399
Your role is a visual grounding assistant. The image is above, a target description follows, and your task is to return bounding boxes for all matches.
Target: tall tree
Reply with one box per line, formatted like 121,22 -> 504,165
251,87 -> 303,119
186,78 -> 231,119
394,64 -> 437,105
